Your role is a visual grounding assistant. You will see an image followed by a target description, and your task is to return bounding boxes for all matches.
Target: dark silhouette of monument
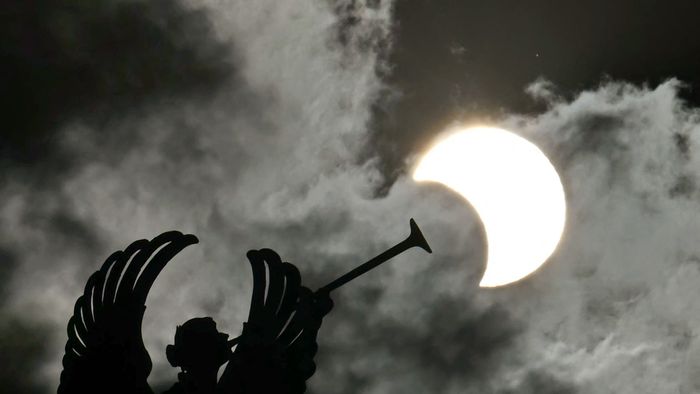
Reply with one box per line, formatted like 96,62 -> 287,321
58,220 -> 431,394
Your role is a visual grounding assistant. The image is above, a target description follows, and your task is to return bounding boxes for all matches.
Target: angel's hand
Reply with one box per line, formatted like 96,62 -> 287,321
278,288 -> 333,383
305,289 -> 334,322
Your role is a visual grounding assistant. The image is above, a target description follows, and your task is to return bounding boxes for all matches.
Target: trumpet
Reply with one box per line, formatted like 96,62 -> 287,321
316,218 -> 432,294
228,218 -> 432,348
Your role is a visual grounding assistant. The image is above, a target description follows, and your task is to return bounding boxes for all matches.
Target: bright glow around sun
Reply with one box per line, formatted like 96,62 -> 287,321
413,126 -> 566,287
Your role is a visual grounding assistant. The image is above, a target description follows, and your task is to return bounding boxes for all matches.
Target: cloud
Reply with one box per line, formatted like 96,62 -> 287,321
5,1 -> 700,394
306,78 -> 700,394
1,0 -> 402,392
0,0 -> 232,391
491,79 -> 700,393
0,317 -> 52,394
0,0 -> 232,182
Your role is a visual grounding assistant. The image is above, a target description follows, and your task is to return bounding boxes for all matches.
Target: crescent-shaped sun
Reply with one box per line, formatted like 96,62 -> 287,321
413,126 -> 566,287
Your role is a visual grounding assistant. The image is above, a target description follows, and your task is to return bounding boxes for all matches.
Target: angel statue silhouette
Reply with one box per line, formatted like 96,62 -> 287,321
58,219 -> 431,394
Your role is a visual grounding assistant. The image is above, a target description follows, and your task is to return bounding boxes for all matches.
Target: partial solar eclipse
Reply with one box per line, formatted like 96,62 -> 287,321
414,126 -> 566,287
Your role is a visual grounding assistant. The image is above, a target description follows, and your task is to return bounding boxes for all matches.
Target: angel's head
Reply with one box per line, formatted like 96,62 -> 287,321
166,317 -> 232,373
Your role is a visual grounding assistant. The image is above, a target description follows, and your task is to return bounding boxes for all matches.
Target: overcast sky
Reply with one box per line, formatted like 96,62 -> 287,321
3,1 -> 700,393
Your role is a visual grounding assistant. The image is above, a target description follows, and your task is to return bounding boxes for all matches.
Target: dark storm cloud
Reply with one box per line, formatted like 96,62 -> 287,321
0,0 -> 232,180
0,246 -> 18,299
498,371 -> 578,394
0,1 -> 400,391
0,195 -> 103,392
321,298 -> 521,393
0,317 -> 52,394
0,1 -> 232,392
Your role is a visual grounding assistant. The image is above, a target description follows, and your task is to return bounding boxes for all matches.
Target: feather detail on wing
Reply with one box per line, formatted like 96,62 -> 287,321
58,231 -> 198,394
217,249 -> 333,394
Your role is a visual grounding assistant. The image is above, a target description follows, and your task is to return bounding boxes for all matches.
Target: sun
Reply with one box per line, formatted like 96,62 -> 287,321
413,126 -> 566,287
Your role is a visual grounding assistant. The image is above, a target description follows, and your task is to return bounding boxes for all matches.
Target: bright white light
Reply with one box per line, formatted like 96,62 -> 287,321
414,126 -> 566,287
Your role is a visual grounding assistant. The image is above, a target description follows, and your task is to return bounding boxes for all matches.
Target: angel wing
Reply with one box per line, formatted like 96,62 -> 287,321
58,231 -> 199,394
217,248 -> 333,394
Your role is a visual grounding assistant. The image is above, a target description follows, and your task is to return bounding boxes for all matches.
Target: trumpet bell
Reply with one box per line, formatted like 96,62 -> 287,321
409,218 -> 432,254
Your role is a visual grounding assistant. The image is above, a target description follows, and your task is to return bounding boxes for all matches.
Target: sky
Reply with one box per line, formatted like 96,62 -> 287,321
3,1 -> 700,393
